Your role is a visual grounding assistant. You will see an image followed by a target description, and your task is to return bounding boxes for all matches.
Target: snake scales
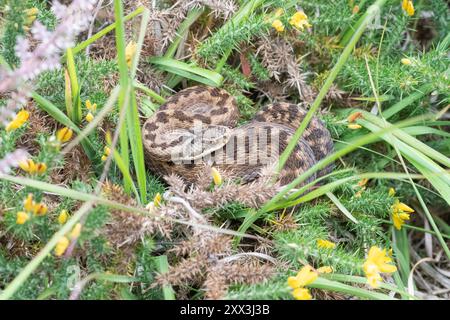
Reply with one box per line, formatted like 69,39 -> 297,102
142,86 -> 334,186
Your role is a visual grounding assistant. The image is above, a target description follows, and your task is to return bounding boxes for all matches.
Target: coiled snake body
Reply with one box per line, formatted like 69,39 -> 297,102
142,86 -> 333,186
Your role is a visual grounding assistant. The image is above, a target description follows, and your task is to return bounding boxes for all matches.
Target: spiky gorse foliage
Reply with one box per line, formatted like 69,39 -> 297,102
165,165 -> 280,209
99,166 -> 277,299
0,0 -> 449,301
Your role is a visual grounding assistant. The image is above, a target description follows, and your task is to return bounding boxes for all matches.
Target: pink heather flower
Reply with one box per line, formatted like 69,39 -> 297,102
0,149 -> 29,174
0,88 -> 31,125
0,0 -> 98,126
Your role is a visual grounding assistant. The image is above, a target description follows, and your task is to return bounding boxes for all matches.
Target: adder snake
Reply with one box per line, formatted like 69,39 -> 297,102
142,86 -> 334,186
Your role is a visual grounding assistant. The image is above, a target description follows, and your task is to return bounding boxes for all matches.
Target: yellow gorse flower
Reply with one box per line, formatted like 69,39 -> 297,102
289,11 -> 311,31
6,110 -> 30,132
33,202 -> 48,216
19,159 -> 36,173
24,7 -> 39,27
125,41 -> 137,67
395,201 -> 414,213
274,8 -> 284,17
23,194 -> 34,212
287,265 -> 318,300
101,146 -> 111,161
25,7 -> 39,17
145,192 -> 162,213
292,287 -> 312,300
358,178 -> 369,187
402,0 -> 414,16
272,19 -> 285,32
70,223 -> 82,240
317,266 -> 333,274
16,211 -> 30,225
348,124 -> 362,130
55,236 -> 70,256
58,210 -> 69,224
391,199 -> 414,230
363,246 -> 397,288
35,163 -> 47,174
22,193 -> 47,216
153,192 -> 162,208
392,211 -> 411,230
85,112 -> 94,123
19,159 -> 47,175
317,239 -> 336,249
401,58 -> 413,66
211,167 -> 223,186
85,100 -> 97,123
388,188 -> 396,197
17,194 -> 48,224
146,192 -> 163,213
86,100 -> 97,112
56,127 -> 73,143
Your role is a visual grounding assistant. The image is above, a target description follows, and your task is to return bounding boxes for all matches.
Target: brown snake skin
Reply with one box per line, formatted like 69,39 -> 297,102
142,86 -> 334,186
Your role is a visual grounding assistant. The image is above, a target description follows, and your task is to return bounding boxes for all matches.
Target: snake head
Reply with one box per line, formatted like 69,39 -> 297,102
168,125 -> 231,163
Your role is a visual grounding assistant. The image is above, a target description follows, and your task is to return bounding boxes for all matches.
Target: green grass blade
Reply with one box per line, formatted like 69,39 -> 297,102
322,274 -> 416,299
66,48 -> 81,124
392,228 -> 411,285
111,147 -> 140,201
128,90 -> 147,203
114,0 -> 131,193
32,92 -> 78,131
359,119 -> 450,200
311,277 -> 396,300
71,6 -> 145,56
363,112 -> 450,168
64,69 -> 73,120
133,81 -> 166,104
402,126 -> 450,138
124,7 -> 150,204
149,57 -> 224,87
155,255 -> 176,300
326,191 -> 359,224
383,84 -> 434,119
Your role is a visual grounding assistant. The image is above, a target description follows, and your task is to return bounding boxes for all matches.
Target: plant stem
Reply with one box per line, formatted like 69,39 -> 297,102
71,6 -> 145,56
133,81 -> 166,104
383,220 -> 450,240
155,256 -> 176,300
114,0 -> 131,193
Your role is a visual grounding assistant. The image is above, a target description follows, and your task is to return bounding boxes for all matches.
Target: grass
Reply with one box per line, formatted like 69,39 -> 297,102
0,0 -> 449,300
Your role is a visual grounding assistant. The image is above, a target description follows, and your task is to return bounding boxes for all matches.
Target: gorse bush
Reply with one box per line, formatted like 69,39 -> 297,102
0,0 -> 448,301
